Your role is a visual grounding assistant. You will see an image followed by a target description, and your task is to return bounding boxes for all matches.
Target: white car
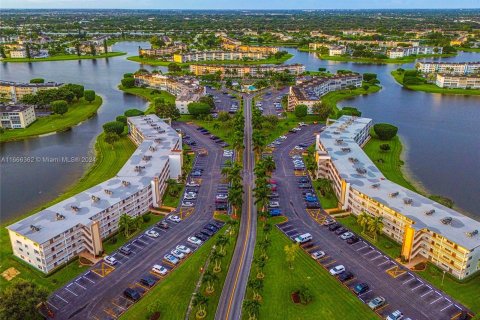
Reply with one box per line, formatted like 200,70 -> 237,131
152,264 -> 168,276
279,135 -> 287,140
104,255 -> 118,266
145,229 -> 160,238
292,155 -> 302,160
298,122 -> 307,126
269,201 -> 280,208
168,215 -> 182,223
311,251 -> 326,260
216,194 -> 228,200
182,201 -> 195,207
186,181 -> 200,187
294,146 -> 304,150
176,245 -> 192,254
340,232 -> 354,240
386,310 -> 404,320
171,249 -> 185,259
187,236 -> 203,246
329,265 -> 346,276
184,193 -> 197,200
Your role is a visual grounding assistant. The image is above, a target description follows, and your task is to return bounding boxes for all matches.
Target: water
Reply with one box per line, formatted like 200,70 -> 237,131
0,44 -> 479,222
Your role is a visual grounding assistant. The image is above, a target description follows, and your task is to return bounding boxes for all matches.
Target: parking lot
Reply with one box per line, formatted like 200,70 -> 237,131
206,86 -> 239,114
44,122 -> 228,320
270,124 -> 472,320
254,87 -> 288,116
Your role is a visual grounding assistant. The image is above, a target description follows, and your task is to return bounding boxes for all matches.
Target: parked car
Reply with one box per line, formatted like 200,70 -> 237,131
181,201 -> 195,207
340,232 -> 354,240
168,215 -> 182,223
305,202 -> 321,209
171,249 -> 185,259
298,183 -> 311,189
123,288 -> 141,301
329,265 -> 345,275
186,181 -> 200,187
298,177 -> 309,183
367,296 -> 386,310
268,201 -> 280,208
268,192 -> 279,198
188,236 -> 203,246
145,229 -> 160,238
294,233 -> 312,244
104,255 -> 118,266
311,251 -> 326,260
216,194 -> 228,200
323,218 -> 336,226
201,229 -> 214,237
347,236 -> 360,244
152,264 -> 168,276
157,221 -> 169,229
194,233 -> 208,241
335,227 -> 347,235
269,208 -> 282,216
176,245 -> 192,254
119,246 -> 132,255
206,223 -> 219,232
216,204 -> 228,211
140,275 -> 157,287
386,310 -> 404,320
338,271 -> 354,282
305,194 -> 318,202
353,282 -> 369,295
184,193 -> 197,200
164,254 -> 179,265
329,223 -> 341,231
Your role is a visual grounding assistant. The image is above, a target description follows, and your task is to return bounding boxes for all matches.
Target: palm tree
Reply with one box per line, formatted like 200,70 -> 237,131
254,256 -> 266,279
226,218 -> 238,237
357,212 -> 371,233
211,249 -> 224,273
118,214 -> 132,238
284,243 -> 299,269
243,299 -> 260,320
203,270 -> 218,294
316,178 -> 333,197
263,156 -> 276,173
253,178 -> 270,215
367,216 -> 384,241
216,235 -> 230,255
133,215 -> 143,232
263,223 -> 272,240
192,293 -> 208,319
248,278 -> 264,300
258,238 -> 271,259
228,183 -> 243,218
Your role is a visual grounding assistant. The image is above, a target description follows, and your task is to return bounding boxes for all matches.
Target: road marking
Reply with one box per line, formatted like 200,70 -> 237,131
377,260 -> 390,266
74,281 -> 87,290
440,303 -> 453,312
430,296 -> 443,305
370,254 -> 383,261
55,294 -> 69,304
112,301 -> 126,311
47,301 -> 58,310
411,283 -> 424,291
421,289 -> 433,297
359,289 -> 371,297
83,275 -> 95,284
403,276 -> 415,284
64,287 -> 78,296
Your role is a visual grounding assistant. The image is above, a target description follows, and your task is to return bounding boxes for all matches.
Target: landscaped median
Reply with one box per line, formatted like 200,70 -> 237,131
1,52 -> 126,63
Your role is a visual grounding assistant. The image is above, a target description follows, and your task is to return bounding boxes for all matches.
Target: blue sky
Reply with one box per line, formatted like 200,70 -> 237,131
2,0 -> 479,9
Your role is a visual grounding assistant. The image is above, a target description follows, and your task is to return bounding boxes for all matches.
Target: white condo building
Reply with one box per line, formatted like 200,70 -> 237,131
7,115 -> 183,274
416,61 -> 480,75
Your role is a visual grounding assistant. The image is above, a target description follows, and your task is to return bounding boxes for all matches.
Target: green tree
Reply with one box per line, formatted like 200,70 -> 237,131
90,43 -> 96,56
103,121 -> 125,135
192,293 -> 208,319
373,123 -> 398,140
0,280 -> 48,320
30,78 -> 44,84
247,278 -> 264,300
167,63 -> 182,73
64,83 -> 85,100
104,132 -> 120,149
357,212 -> 371,233
124,109 -> 144,117
84,90 -> 96,103
199,95 -> 215,109
254,256 -> 266,279
367,216 -> 384,241
25,43 -> 31,59
312,102 -> 332,120
116,115 -> 127,125
379,143 -> 391,151
118,214 -> 133,237
121,77 -> 135,88
298,285 -> 313,305
51,100 -> 68,115
294,104 -> 308,119
103,39 -> 109,54
187,102 -> 211,118
284,243 -> 299,269
211,249 -> 224,273
203,270 -> 218,294
154,98 -> 180,120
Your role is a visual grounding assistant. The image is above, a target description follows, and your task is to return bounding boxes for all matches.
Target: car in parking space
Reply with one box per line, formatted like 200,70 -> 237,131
294,233 -> 312,244
338,271 -> 354,282
298,183 -> 311,189
298,177 -> 309,183
335,227 -> 348,235
353,282 -> 370,295
201,229 -> 214,237
367,296 -> 386,310
305,202 -> 321,209
119,246 -> 132,255
268,201 -> 280,208
294,145 -> 304,151
188,236 -> 203,246
268,192 -> 279,198
216,204 -> 228,211
145,229 -> 160,238
104,255 -> 118,266
340,231 -> 355,240
386,310 -> 404,320
329,265 -> 345,275
171,249 -> 185,259
328,223 -> 341,231
168,215 -> 182,223
305,194 -> 318,202
156,221 -> 169,229
269,208 -> 282,216
191,171 -> 202,177
184,193 -> 197,200
216,194 -> 228,200
182,201 -> 195,207
205,224 -> 218,232
347,236 -> 360,244
311,250 -> 326,260
298,122 -> 307,127
152,264 -> 168,276
323,218 -> 336,226
140,275 -> 157,287
267,184 -> 277,191
176,245 -> 192,254
186,181 -> 200,187
164,254 -> 179,265
124,288 -> 141,301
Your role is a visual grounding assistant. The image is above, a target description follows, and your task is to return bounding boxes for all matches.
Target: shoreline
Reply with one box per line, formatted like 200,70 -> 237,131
1,52 -> 126,63
317,53 -> 456,64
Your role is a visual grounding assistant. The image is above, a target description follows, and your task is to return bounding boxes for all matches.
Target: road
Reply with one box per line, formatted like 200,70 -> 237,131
45,122 -> 226,320
215,94 -> 257,320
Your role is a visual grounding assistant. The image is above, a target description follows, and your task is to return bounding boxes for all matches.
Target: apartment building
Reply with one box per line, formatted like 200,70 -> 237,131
337,40 -> 421,47
0,104 -> 36,129
0,80 -> 64,102
328,45 -> 347,56
188,63 -> 305,78
288,74 -> 363,113
139,44 -> 188,58
435,73 -> 480,89
9,49 -> 27,58
220,36 -> 242,46
133,73 -> 205,114
221,43 -> 279,54
78,42 -> 112,54
173,51 -> 265,63
315,116 -> 480,279
416,62 -> 480,75
387,46 -> 442,59
7,115 -> 182,274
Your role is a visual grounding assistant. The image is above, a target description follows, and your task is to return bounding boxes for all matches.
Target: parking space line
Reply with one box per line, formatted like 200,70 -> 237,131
323,260 -> 337,267
370,254 -> 383,261
104,308 -> 118,319
375,303 -> 389,313
83,275 -> 95,284
403,276 -> 415,285
55,294 -> 69,304
74,281 -> 86,290
355,245 -> 368,251
421,289 -> 433,297
358,289 -> 371,297
430,296 -> 443,305
377,260 -> 390,266
64,287 -> 78,296
411,283 -> 424,291
112,300 -> 126,311
441,303 -> 453,312
47,301 -> 58,310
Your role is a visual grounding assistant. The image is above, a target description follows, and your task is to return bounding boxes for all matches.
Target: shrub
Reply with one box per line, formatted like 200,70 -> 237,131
363,73 -> 377,82
339,106 -> 361,117
298,285 -> 313,305
51,100 -> 68,115
121,77 -> 135,88
30,78 -> 44,83
103,121 -> 125,135
116,115 -> 127,124
294,104 -> 308,119
142,213 -> 151,223
123,73 -> 134,78
379,143 -> 391,151
84,90 -> 96,103
373,123 -> 398,140
124,109 -> 144,117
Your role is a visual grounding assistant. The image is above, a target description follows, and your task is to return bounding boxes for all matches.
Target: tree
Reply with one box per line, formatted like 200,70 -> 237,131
90,43 -> 96,56
215,235 -> 230,255
154,98 -> 180,120
51,100 -> 68,115
243,299 -> 260,320
228,184 -> 243,218
57,87 -> 75,104
199,95 -> 215,109
25,43 -> 31,59
103,121 -> 125,135
74,42 -> 81,56
121,77 -> 135,88
284,243 -> 299,269
104,132 -> 120,149
298,285 -> 313,304
254,256 -> 266,279
203,270 -> 218,294
312,102 -> 332,120
263,156 -> 276,173
167,63 -> 182,73
357,212 -> 371,233
0,279 -> 48,320
118,214 -> 133,237
103,39 -> 109,54
379,143 -> 391,151
363,73 -> 377,82
188,102 -> 211,118
30,78 -> 44,84
247,278 -> 264,300
294,104 -> 308,119
116,115 -> 127,125
0,46 -> 6,59
211,249 -> 224,273
373,123 -> 398,140
84,90 -> 96,103
64,83 -> 84,100
124,109 -> 144,117
192,293 -> 208,319
367,216 -> 384,241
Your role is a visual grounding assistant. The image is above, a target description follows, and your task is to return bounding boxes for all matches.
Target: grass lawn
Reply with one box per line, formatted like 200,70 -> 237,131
318,53 -> 456,64
118,85 -> 176,114
0,96 -> 103,142
311,180 -> 338,209
246,224 -> 377,320
161,151 -> 195,207
458,47 -> 480,53
323,83 -> 381,116
391,70 -> 480,96
178,115 -> 236,145
126,54 -> 293,67
2,52 -> 126,63
0,133 -> 135,292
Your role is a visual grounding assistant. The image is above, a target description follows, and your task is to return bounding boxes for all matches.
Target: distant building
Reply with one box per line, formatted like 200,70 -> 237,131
328,45 -> 347,56
416,62 -> 480,75
338,40 -> 420,47
219,35 -> 279,54
138,43 -> 188,58
435,73 -> 480,89
0,81 -> 63,102
0,104 -> 36,129
288,74 -> 362,113
173,51 -> 266,63
189,63 -> 305,78
77,42 -> 112,55
9,49 -> 27,58
387,46 -> 442,59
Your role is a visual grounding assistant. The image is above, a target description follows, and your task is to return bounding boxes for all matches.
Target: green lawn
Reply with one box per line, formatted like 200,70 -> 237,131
318,53 -> 456,64
458,47 -> 480,53
179,115 -> 236,145
118,85 -> 176,114
126,53 -> 293,67
311,180 -> 338,209
0,133 -> 135,292
391,70 -> 480,96
0,96 -> 103,142
2,52 -> 126,63
246,224 -> 377,320
161,151 -> 195,207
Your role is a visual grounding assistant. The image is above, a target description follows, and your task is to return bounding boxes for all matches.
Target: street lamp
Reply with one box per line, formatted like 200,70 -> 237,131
441,270 -> 446,286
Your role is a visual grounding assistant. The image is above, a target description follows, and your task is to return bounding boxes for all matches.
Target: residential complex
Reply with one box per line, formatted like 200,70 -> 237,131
138,44 -> 188,58
308,40 -> 421,51
287,74 -> 363,113
219,36 -> 279,54
6,115 -> 183,274
133,73 -> 205,114
0,80 -> 63,102
0,104 -> 36,129
315,116 -> 480,279
173,51 -> 266,63
416,61 -> 480,75
188,63 -> 305,78
435,73 -> 480,89
328,45 -> 347,56
387,46 -> 442,59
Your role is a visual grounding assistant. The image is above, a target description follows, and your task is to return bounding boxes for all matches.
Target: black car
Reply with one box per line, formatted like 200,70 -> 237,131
298,177 -> 309,183
124,288 -> 141,301
329,223 -> 341,231
140,275 -> 157,287
305,202 -> 321,209
201,229 -> 214,237
335,227 -> 347,235
196,127 -> 204,131
353,282 -> 369,295
298,143 -> 309,148
119,246 -> 132,255
298,183 -> 312,189
190,141 -> 197,146
156,221 -> 169,229
206,223 -> 219,232
347,236 -> 360,245
194,233 -> 208,241
338,271 -> 354,282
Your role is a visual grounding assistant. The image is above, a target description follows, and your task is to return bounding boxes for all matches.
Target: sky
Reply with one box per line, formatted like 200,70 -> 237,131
2,0 -> 479,9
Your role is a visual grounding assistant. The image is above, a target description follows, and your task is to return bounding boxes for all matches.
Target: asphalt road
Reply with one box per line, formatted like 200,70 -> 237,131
215,94 -> 257,320
271,125 -> 471,320
45,122 -> 226,320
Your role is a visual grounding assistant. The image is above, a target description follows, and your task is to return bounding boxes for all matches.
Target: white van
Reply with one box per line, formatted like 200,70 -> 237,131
294,233 -> 312,244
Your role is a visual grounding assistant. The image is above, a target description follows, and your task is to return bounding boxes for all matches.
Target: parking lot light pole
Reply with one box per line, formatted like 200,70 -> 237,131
441,270 -> 446,286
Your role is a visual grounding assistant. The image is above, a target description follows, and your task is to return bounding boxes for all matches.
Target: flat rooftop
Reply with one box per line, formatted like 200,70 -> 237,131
0,104 -> 33,112
319,116 -> 480,250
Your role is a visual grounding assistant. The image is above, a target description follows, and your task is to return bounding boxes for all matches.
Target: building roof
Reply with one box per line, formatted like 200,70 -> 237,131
0,104 -> 34,113
0,80 -> 63,88
291,74 -> 362,101
7,115 -> 180,244
319,116 -> 480,250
